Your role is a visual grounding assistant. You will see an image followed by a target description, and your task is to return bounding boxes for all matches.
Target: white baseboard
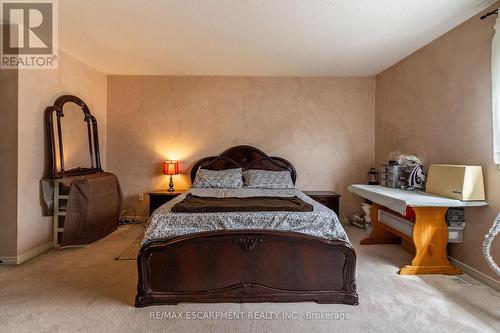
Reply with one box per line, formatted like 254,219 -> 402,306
17,241 -> 53,264
0,241 -> 53,265
0,256 -> 17,265
449,256 -> 500,291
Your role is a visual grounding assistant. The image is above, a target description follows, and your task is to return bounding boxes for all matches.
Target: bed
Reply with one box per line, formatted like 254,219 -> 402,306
135,145 -> 358,307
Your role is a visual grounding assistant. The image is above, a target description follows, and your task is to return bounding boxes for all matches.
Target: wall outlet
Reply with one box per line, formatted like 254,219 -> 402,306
138,192 -> 144,201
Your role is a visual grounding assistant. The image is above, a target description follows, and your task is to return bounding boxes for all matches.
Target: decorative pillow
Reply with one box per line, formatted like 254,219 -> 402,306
243,169 -> 295,189
192,168 -> 243,188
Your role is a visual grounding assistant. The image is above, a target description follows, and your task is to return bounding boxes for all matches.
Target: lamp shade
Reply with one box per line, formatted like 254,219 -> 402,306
163,161 -> 179,175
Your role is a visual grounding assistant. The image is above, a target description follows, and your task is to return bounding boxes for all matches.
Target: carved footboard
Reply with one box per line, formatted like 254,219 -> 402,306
135,230 -> 358,307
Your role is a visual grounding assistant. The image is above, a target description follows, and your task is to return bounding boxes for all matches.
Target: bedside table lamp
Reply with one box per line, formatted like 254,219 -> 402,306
163,161 -> 179,192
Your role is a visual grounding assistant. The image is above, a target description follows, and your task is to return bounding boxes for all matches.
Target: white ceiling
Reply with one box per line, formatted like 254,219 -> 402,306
59,0 -> 496,76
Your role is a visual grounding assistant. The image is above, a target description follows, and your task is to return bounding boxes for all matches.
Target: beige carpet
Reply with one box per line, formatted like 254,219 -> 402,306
0,224 -> 499,333
114,224 -> 145,260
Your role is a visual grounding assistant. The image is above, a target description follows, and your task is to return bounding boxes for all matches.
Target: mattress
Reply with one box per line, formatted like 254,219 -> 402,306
142,188 -> 349,244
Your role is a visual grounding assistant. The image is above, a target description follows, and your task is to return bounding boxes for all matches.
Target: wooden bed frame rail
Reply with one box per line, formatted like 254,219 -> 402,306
136,230 -> 358,307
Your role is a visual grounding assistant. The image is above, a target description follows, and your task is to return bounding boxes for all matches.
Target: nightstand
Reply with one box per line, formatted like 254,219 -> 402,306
303,191 -> 341,216
148,190 -> 184,216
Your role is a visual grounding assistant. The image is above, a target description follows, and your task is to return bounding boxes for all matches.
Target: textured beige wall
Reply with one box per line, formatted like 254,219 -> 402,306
107,76 -> 375,217
17,51 -> 107,254
375,5 -> 499,280
0,69 -> 18,258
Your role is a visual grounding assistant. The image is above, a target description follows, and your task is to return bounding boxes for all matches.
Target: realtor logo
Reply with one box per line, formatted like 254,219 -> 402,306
1,0 -> 58,68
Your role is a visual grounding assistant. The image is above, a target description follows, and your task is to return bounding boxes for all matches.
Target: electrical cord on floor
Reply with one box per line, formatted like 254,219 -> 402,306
119,207 -> 147,225
338,211 -> 351,226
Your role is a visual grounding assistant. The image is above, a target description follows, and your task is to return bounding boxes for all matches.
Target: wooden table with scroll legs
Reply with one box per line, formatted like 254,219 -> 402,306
361,203 -> 461,275
349,185 -> 487,275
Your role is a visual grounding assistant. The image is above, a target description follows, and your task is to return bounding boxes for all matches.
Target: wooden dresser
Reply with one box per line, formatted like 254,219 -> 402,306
304,191 -> 341,216
148,190 -> 184,216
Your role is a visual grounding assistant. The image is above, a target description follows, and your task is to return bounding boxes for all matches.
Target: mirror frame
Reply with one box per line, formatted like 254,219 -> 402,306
45,95 -> 102,178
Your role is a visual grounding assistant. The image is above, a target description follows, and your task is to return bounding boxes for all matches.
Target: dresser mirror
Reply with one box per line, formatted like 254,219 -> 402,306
45,95 -> 102,178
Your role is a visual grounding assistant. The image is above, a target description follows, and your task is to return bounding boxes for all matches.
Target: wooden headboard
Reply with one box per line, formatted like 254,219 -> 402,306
190,145 -> 297,184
